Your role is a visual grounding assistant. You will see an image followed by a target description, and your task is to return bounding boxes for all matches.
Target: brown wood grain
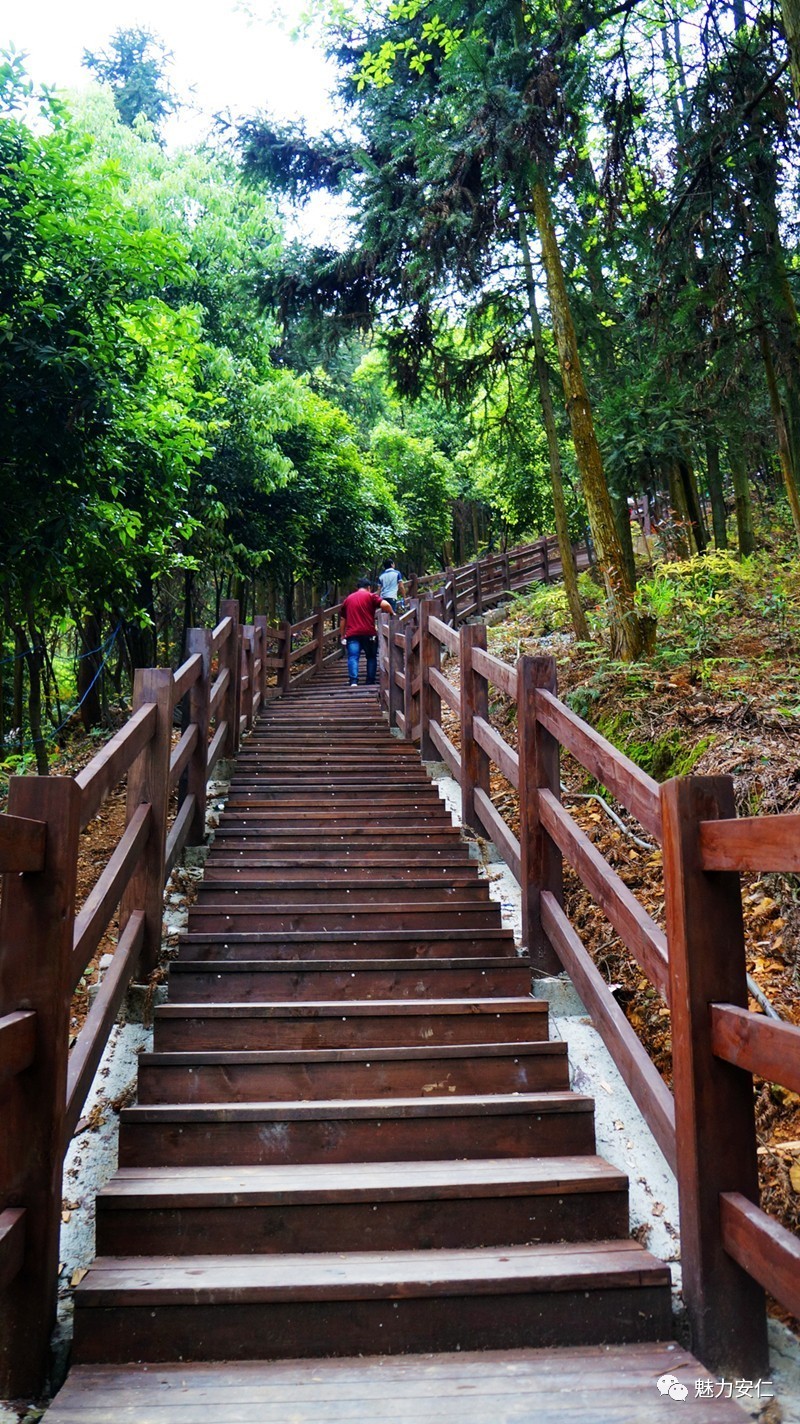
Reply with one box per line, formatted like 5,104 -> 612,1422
474,789 -> 522,881
71,802 -> 151,988
184,627 -> 212,845
535,689 -> 661,843
168,722 -> 199,790
428,720 -> 462,782
75,703 -> 156,831
65,912 -> 145,1142
428,666 -> 460,714
0,813 -> 46,874
0,1208 -> 25,1292
171,653 -> 203,706
0,1010 -> 36,1081
699,812 -> 800,871
661,776 -> 767,1376
720,1191 -> 800,1325
539,791 -> 669,1002
710,1002 -> 800,1094
209,614 -> 233,655
473,715 -> 520,790
119,669 -> 174,977
459,623 -> 490,835
518,657 -> 562,974
0,775 -> 81,1395
541,892 -> 676,1171
471,646 -> 517,699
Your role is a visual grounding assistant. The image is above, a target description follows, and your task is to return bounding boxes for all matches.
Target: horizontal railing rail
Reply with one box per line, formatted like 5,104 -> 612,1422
410,532 -> 591,625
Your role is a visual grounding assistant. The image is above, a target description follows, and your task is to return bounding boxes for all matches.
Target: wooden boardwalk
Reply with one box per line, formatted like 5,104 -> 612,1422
47,670 -> 747,1421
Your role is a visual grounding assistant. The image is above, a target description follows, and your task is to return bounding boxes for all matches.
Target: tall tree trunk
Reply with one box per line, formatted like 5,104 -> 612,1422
518,214 -> 590,641
727,443 -> 756,555
531,180 -> 647,660
667,463 -> 692,557
678,456 -> 709,553
760,330 -> 800,546
705,437 -> 728,548
780,0 -> 800,103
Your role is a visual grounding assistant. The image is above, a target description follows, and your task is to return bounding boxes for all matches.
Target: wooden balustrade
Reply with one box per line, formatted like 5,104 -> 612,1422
0,595 -> 347,1395
379,597 -> 798,1375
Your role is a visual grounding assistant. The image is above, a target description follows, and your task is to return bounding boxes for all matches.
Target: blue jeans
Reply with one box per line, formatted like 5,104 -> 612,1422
347,635 -> 377,684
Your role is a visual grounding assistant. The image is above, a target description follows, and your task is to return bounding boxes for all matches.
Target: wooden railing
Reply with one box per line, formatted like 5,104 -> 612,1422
409,533 -> 591,625
379,594 -> 798,1378
0,596 -> 345,1395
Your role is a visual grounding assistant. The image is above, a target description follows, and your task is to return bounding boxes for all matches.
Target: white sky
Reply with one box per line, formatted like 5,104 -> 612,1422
4,0 -> 341,148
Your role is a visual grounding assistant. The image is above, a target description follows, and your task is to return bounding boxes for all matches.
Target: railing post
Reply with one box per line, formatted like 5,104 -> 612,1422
120,667 -> 174,977
661,776 -> 768,1376
184,627 -> 212,845
387,618 -> 401,728
402,622 -> 414,739
219,598 -> 241,757
474,559 -> 483,615
242,625 -> 255,732
280,619 -> 293,695
419,597 -> 442,760
0,777 -> 81,1396
542,537 -> 550,584
459,622 -> 490,834
253,614 -> 268,709
502,551 -> 511,595
517,655 -> 562,974
446,566 -> 457,626
314,606 -> 325,671
378,612 -> 389,715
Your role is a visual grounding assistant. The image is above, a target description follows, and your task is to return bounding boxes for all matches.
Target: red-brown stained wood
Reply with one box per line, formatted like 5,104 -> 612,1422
661,776 -> 768,1376
72,803 -> 151,987
75,703 -> 157,830
541,892 -> 676,1173
710,1003 -> 800,1096
699,811 -> 800,871
539,790 -> 669,1002
0,776 -> 82,1396
184,627 -> 212,844
0,1208 -> 25,1291
0,1010 -> 37,1081
720,1191 -> 800,1325
459,623 -> 490,835
518,657 -> 562,974
219,600 -> 242,754
119,668 -> 174,977
535,689 -> 661,843
0,813 -> 46,874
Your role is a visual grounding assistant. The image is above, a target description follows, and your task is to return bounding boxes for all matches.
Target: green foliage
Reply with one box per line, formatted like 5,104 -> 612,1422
82,27 -> 178,133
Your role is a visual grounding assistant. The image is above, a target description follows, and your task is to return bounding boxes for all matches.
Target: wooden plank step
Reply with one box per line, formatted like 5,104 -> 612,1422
201,861 -> 480,879
117,1093 -> 596,1167
95,1156 -> 630,1256
184,905 -> 503,934
217,808 -> 454,824
196,882 -> 487,904
210,829 -> 464,845
136,1041 -> 570,1103
43,1343 -> 758,1424
167,957 -> 531,1001
203,848 -> 477,865
71,1241 -> 671,1364
152,998 -> 547,1050
177,929 -> 517,962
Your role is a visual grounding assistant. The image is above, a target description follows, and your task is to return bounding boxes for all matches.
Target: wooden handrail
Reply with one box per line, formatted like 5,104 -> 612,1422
75,703 -> 156,830
710,1003 -> 800,1093
71,803 -> 152,988
0,1011 -> 37,1081
172,652 -> 203,705
699,812 -> 800,871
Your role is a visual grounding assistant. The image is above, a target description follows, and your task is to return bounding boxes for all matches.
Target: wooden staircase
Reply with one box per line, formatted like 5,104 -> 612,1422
46,669 -> 746,1420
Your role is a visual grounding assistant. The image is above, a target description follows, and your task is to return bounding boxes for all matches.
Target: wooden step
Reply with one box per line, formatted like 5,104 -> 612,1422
118,1093 -> 596,1167
185,904 -> 503,934
195,882 -> 489,905
71,1241 -> 671,1365
201,861 -> 480,880
152,998 -> 546,1050
45,1344 -> 752,1424
177,929 -> 517,961
137,1041 -> 570,1103
167,957 -> 531,1001
96,1156 -> 630,1256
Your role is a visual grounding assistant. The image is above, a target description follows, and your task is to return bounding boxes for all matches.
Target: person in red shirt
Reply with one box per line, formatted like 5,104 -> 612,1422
338,579 -> 394,686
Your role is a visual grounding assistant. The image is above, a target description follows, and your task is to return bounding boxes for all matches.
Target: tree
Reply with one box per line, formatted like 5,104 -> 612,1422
82,27 -> 178,134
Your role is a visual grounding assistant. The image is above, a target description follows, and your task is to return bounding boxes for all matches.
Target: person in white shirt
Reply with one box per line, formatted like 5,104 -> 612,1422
377,559 -> 406,610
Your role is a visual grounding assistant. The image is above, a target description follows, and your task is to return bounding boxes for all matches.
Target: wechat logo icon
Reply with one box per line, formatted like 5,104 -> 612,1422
657,1373 -> 689,1402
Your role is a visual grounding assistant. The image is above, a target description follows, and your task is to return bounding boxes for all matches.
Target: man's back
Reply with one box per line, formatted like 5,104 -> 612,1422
378,567 -> 402,601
